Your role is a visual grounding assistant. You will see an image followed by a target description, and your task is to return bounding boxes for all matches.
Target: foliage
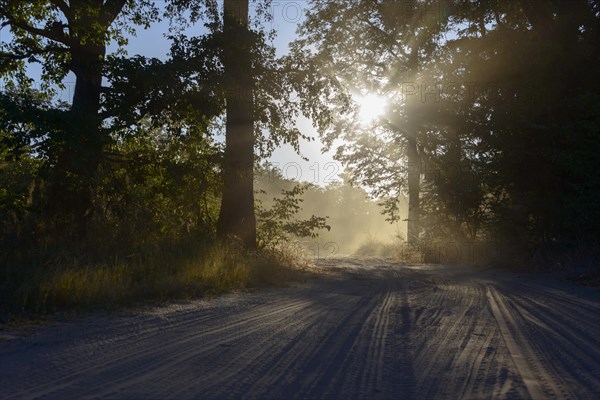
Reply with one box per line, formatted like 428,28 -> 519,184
256,182 -> 330,250
255,167 -> 404,256
0,0 -> 158,84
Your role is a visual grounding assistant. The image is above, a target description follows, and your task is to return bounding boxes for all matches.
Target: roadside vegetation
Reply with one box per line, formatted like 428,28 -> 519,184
1,232 -> 315,321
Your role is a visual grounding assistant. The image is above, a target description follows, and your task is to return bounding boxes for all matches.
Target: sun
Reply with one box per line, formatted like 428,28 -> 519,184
356,93 -> 388,124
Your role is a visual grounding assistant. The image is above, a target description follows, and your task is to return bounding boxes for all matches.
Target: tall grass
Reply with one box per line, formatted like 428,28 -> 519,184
0,240 -> 303,322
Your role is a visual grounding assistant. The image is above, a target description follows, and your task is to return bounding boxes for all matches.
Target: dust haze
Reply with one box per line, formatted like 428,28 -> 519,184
255,167 -> 406,257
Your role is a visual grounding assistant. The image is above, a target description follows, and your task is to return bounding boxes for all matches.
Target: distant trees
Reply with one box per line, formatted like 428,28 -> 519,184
255,167 -> 403,255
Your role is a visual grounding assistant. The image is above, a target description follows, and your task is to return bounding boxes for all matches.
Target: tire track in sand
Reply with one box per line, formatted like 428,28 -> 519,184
487,285 -> 576,399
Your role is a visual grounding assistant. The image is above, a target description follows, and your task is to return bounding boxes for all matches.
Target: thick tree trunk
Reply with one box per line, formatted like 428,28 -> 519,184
70,46 -> 104,173
217,0 -> 257,249
49,44 -> 105,233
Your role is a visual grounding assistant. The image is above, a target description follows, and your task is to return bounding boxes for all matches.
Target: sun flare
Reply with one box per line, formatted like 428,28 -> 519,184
356,93 -> 388,124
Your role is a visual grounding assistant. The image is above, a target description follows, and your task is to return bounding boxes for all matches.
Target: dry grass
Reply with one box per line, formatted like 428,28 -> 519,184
0,241 -> 304,322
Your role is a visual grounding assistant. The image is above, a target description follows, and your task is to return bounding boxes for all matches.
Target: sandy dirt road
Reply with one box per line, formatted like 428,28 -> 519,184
1,258 -> 599,399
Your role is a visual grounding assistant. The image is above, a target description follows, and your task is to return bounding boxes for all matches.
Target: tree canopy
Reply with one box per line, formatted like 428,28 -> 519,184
289,0 -> 600,261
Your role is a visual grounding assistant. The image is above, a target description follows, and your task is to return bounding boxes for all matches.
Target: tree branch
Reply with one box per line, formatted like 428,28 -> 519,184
100,0 -> 128,27
356,15 -> 409,63
0,6 -> 73,46
1,44 -> 69,62
49,0 -> 71,20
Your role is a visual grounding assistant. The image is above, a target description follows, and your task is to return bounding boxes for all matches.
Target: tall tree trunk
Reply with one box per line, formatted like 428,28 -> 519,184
405,50 -> 421,246
406,134 -> 420,245
446,126 -> 466,241
217,0 -> 257,249
49,43 -> 105,234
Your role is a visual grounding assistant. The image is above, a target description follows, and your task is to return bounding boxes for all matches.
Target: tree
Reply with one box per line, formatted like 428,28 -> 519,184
148,0 -> 309,250
292,0 -> 600,259
0,0 -> 157,233
290,0 -> 452,244
216,0 -> 257,249
447,0 -> 600,248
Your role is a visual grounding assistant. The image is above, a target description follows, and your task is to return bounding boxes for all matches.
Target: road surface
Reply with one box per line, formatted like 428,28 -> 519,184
1,258 -> 599,399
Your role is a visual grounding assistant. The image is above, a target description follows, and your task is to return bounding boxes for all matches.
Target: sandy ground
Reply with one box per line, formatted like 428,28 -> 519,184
1,257 -> 599,399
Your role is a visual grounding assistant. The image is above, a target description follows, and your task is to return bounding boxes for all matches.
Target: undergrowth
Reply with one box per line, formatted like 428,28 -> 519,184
0,240 -> 305,323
